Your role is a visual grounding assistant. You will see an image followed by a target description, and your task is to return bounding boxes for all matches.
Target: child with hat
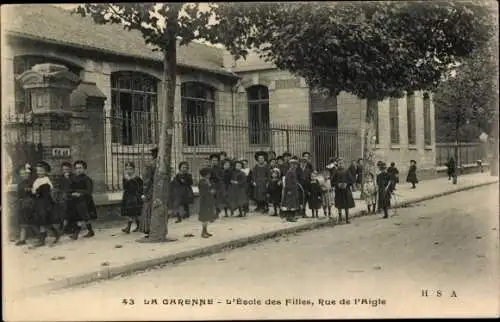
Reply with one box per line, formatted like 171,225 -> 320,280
31,161 -> 61,247
267,167 -> 282,217
406,160 -> 418,189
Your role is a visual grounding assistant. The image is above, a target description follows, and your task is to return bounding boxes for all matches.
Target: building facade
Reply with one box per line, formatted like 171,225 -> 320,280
2,4 -> 436,192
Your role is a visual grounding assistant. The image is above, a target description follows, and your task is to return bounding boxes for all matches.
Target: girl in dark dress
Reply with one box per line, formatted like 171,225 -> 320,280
377,162 -> 395,219
229,160 -> 247,217
221,159 -> 234,217
209,153 -> 224,216
31,161 -> 61,247
267,168 -> 282,217
406,159 -> 418,189
198,167 -> 218,238
170,161 -> 194,223
14,165 -> 35,246
308,171 -> 323,218
69,160 -> 97,240
121,161 -> 144,233
252,151 -> 271,213
56,162 -> 75,234
281,159 -> 302,222
332,158 -> 356,224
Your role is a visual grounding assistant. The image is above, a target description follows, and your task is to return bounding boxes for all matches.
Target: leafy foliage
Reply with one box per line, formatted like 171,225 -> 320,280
207,1 -> 493,100
434,42 -> 497,142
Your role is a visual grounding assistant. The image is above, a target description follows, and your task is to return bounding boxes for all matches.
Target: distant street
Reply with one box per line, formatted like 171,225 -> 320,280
5,184 -> 499,320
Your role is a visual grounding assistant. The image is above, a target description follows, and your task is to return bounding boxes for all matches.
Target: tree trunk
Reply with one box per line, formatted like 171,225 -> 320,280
143,37 -> 177,242
361,98 -> 378,195
491,107 -> 499,176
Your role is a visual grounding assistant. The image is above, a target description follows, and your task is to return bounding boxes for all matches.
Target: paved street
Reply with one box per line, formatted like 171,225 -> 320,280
4,184 -> 499,320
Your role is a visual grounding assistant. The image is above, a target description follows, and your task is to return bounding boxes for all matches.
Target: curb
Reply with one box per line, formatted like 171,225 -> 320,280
24,179 -> 498,296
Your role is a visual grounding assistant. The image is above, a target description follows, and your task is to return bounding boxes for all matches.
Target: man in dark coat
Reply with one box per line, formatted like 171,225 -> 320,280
140,146 -> 158,238
302,152 -> 314,172
376,162 -> 395,219
299,157 -> 312,217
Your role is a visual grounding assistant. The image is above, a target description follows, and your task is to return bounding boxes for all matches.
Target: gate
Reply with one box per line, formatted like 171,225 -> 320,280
3,114 -> 44,183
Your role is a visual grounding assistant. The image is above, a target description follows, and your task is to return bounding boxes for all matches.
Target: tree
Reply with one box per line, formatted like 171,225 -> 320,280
207,1 -> 493,182
434,43 -> 497,143
74,3 -> 212,243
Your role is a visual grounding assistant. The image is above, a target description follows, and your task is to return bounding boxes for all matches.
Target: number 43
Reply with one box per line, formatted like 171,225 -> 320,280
122,298 -> 135,305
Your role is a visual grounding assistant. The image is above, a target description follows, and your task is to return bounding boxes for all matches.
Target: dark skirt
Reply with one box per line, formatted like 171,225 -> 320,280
406,172 -> 418,184
334,187 -> 355,209
308,187 -> 323,210
17,199 -> 35,226
70,196 -> 98,222
267,184 -> 282,205
228,184 -> 246,210
378,190 -> 391,209
32,198 -> 58,226
121,198 -> 143,218
281,184 -> 303,211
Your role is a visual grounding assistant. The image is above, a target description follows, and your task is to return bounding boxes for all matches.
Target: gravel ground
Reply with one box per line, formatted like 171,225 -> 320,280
4,184 -> 499,320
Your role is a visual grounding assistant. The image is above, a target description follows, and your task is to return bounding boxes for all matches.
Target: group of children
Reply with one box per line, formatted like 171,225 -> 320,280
14,160 -> 97,247
13,148 -> 421,244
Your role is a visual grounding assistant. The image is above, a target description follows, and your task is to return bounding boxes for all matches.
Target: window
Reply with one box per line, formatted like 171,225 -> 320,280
111,72 -> 158,145
247,85 -> 270,145
13,56 -> 82,114
389,98 -> 400,144
423,93 -> 432,146
181,82 -> 216,146
407,93 -> 416,145
367,99 -> 379,145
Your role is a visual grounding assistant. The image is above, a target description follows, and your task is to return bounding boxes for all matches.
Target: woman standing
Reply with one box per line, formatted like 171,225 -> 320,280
252,151 -> 271,213
331,158 -> 356,224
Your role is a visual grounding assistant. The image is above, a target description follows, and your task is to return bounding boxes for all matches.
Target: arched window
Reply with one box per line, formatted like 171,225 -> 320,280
181,82 -> 216,146
111,72 -> 158,145
247,85 -> 270,145
13,55 -> 82,114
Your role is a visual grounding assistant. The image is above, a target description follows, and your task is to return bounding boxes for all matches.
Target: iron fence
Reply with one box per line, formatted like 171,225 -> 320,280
435,142 -> 489,167
3,111 -> 359,191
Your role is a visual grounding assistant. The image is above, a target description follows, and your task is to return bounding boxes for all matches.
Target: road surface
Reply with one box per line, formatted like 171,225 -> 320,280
4,184 -> 499,320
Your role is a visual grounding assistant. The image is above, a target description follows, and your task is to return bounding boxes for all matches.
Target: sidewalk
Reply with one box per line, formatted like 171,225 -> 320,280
4,172 -> 498,298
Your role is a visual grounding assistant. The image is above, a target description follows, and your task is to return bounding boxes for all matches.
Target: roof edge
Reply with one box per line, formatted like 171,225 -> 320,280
6,31 -> 239,79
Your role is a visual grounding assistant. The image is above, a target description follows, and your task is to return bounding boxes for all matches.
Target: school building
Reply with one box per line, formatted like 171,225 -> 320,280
2,4 -> 437,193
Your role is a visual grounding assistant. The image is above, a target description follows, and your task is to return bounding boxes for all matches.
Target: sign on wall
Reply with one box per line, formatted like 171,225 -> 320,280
51,146 -> 71,158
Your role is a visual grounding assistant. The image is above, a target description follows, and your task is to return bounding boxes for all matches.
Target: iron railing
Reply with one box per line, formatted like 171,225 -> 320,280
435,142 -> 489,167
3,111 -> 359,191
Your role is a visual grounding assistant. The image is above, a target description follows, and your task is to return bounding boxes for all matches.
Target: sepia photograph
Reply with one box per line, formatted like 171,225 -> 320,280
1,1 -> 499,320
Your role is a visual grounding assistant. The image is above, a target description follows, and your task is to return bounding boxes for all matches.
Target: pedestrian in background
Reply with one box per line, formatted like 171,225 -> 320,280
302,152 -> 314,172
14,164 -> 35,246
31,161 -> 60,247
406,159 -> 419,189
331,158 -> 355,224
446,157 -> 457,184
221,159 -> 234,217
140,146 -> 158,239
363,172 -> 377,214
170,161 -> 194,223
198,167 -> 218,238
121,161 -> 143,233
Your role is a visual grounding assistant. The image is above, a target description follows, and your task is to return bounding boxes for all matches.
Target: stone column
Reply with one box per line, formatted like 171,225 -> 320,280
16,63 -> 80,172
